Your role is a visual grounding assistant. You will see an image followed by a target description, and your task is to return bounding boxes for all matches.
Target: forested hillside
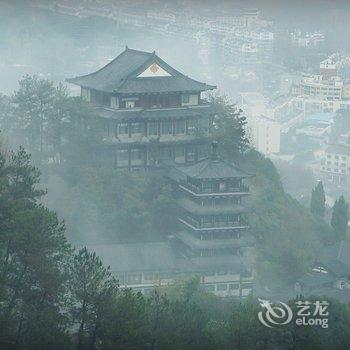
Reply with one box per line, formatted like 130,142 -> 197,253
0,147 -> 349,349
0,74 -> 349,349
0,76 -> 335,287
0,148 -> 350,349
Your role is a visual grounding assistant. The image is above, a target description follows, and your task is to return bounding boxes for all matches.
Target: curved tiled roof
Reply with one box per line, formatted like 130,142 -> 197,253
67,47 -> 215,93
168,154 -> 253,181
177,158 -> 252,179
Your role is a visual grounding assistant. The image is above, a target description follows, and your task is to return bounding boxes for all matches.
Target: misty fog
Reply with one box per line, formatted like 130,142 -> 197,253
1,1 -> 350,349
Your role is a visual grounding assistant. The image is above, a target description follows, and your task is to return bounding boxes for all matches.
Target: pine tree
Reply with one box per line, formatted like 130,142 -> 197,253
207,92 -> 250,159
310,181 -> 326,217
69,247 -> 118,350
331,195 -> 349,241
0,146 -> 71,349
13,75 -> 56,154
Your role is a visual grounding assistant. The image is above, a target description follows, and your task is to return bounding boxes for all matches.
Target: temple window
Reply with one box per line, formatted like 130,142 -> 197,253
219,182 -> 226,192
126,100 -> 135,108
228,215 -> 238,224
111,96 -> 118,108
202,182 -> 212,193
127,273 -> 142,285
116,150 -> 128,165
160,147 -> 172,160
215,215 -> 226,225
217,284 -> 228,291
202,216 -> 212,226
117,123 -> 128,136
187,119 -> 198,134
131,122 -> 143,135
148,122 -> 158,136
198,146 -> 208,160
181,94 -> 190,104
201,249 -> 214,257
229,283 -> 239,290
203,284 -> 215,292
198,117 -> 209,132
175,120 -> 186,134
130,149 -> 143,161
186,146 -> 195,162
161,121 -> 173,135
174,146 -> 185,161
241,282 -> 253,289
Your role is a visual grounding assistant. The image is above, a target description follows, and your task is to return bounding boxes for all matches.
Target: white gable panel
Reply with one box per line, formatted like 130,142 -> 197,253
137,63 -> 172,77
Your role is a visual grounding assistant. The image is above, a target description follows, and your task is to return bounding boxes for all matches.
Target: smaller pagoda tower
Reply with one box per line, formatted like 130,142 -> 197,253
168,141 -> 255,297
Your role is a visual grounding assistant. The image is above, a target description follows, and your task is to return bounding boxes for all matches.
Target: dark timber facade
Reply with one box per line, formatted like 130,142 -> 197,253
168,142 -> 255,297
67,48 -> 254,297
67,47 -> 216,168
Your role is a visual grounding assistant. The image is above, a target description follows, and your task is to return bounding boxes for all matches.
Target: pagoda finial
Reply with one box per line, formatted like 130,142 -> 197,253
211,141 -> 219,160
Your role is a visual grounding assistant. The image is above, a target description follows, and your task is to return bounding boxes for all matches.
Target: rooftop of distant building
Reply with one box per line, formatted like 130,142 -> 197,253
326,143 -> 350,156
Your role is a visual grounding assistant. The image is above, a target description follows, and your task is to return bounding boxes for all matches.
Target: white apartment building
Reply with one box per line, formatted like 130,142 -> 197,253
239,92 -> 281,155
239,43 -> 259,65
321,144 -> 350,185
292,96 -> 350,116
290,31 -> 325,48
299,75 -> 343,100
247,116 -> 281,154
290,73 -> 350,117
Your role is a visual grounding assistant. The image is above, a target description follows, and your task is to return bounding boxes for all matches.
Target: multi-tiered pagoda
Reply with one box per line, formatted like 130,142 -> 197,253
67,47 -> 216,168
168,142 -> 255,297
68,48 -> 255,297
